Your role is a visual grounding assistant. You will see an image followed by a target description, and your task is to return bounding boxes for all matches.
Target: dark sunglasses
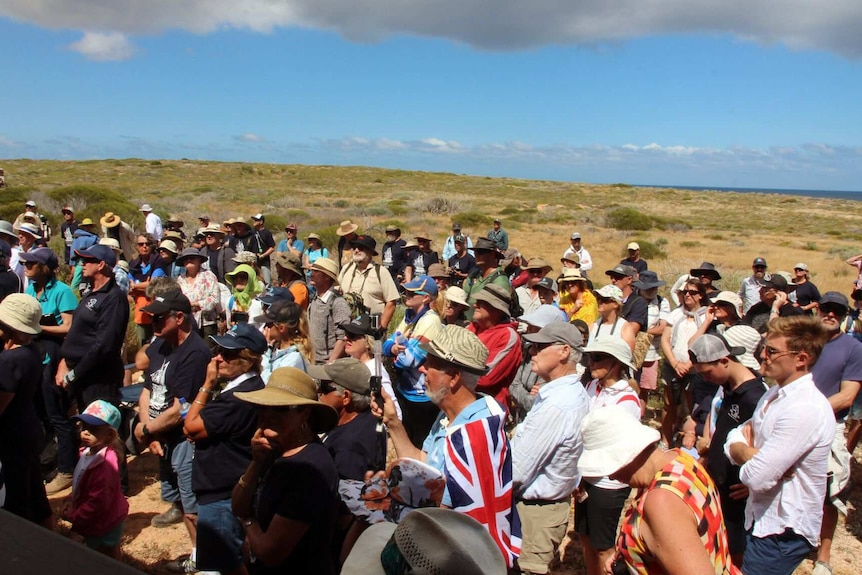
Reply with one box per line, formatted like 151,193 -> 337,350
345,332 -> 366,341
137,242 -> 152,247
23,261 -> 40,268
530,341 -> 561,353
217,348 -> 242,361
819,304 -> 847,318
682,289 -> 700,296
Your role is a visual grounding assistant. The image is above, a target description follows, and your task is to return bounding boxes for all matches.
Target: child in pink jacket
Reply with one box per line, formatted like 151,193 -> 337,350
63,400 -> 129,558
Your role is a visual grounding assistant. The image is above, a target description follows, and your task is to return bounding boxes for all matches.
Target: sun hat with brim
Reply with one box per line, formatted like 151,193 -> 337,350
274,251 -> 303,276
403,239 -> 419,249
525,257 -> 552,273
403,275 -> 438,297
518,305 -> 567,328
75,244 -> 117,267
414,232 -> 433,242
72,400 -> 122,431
350,234 -> 378,256
688,333 -> 746,365
557,268 -> 588,285
166,215 -> 184,226
523,322 -> 583,349
427,263 -> 448,279
307,358 -> 371,396
593,284 -> 623,304
307,232 -> 322,241
473,237 -> 503,257
141,290 -> 192,316
100,212 -> 122,228
209,323 -> 268,355
234,366 -> 338,433
690,262 -> 722,281
200,224 -> 226,236
722,325 -> 763,371
139,204 -> 153,212
336,220 -> 359,237
176,247 -> 208,265
632,270 -> 666,290
710,291 -> 743,319
583,336 -> 635,371
0,293 -> 42,335
158,240 -> 179,255
305,257 -> 340,284
19,247 -> 59,270
98,237 -> 121,252
444,286 -> 469,308
341,508 -> 506,575
421,325 -> 490,376
472,283 -> 512,316
560,253 -> 580,266
79,218 -> 96,227
17,223 -> 41,239
0,220 -> 16,240
578,405 -> 660,478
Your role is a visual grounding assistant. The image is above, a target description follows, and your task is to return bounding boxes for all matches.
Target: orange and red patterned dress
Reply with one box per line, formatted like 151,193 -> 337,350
617,450 -> 741,575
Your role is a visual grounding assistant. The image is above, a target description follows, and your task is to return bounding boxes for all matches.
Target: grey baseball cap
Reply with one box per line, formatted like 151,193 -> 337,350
522,322 -> 583,349
688,334 -> 746,364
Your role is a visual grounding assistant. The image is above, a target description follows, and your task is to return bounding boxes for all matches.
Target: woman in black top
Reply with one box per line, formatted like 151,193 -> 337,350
233,367 -> 339,575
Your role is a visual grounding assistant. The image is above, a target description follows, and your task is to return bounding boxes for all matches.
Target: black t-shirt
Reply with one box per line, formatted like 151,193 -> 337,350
407,250 -> 439,276
706,376 -> 766,522
192,375 -> 265,504
0,270 -> 22,302
382,239 -> 407,280
620,258 -> 648,274
251,441 -> 339,575
0,345 -> 44,456
322,410 -> 385,480
621,293 -> 649,332
249,228 -> 276,257
793,281 -> 821,307
448,253 -> 477,283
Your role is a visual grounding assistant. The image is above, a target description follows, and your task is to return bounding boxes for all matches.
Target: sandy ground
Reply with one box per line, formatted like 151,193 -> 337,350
49,443 -> 862,575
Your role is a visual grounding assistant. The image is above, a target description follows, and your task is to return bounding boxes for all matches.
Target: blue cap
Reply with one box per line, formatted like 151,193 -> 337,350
256,286 -> 294,305
74,244 -> 117,267
19,247 -> 59,270
72,400 -> 122,431
209,322 -> 267,355
403,275 -> 438,296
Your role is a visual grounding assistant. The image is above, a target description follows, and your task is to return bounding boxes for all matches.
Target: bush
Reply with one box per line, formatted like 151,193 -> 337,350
422,197 -> 461,214
387,199 -> 407,216
606,207 -> 652,231
452,211 -> 493,229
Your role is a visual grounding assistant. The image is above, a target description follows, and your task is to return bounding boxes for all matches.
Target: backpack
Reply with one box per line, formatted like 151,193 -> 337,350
340,262 -> 383,320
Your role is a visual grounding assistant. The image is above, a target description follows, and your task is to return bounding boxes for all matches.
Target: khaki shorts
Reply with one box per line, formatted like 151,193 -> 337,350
516,499 -> 571,574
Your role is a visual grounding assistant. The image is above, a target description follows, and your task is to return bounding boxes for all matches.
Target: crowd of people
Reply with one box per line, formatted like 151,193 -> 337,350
1,200 -> 861,575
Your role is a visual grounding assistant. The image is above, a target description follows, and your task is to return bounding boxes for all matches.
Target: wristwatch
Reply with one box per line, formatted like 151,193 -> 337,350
142,424 -> 151,437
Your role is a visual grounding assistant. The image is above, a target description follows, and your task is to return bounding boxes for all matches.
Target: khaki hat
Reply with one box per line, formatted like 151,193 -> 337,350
336,220 -> 359,237
524,257 -> 552,273
307,232 -> 322,241
307,358 -> 371,396
557,268 -> 588,284
232,251 -> 257,265
627,242 -> 640,251
166,215 -> 184,226
560,253 -> 580,266
158,240 -> 178,255
0,293 -> 42,335
98,237 -> 122,252
274,251 -> 303,276
444,286 -> 469,308
234,367 -> 338,433
421,325 -> 489,376
710,291 -> 743,319
583,336 -> 635,371
201,224 -> 225,236
305,257 -> 339,284
473,283 -> 512,316
100,212 -> 122,228
427,263 -> 448,279
414,232 -> 433,241
403,238 -> 419,249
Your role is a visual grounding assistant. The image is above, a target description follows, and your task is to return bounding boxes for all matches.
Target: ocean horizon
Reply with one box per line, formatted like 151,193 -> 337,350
641,184 -> 862,202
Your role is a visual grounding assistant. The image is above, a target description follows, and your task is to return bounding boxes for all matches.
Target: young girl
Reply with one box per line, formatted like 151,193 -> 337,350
64,400 -> 129,559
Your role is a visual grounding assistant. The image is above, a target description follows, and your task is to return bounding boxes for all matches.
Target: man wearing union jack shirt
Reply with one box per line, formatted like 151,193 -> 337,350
376,324 -> 521,567
512,323 -> 590,574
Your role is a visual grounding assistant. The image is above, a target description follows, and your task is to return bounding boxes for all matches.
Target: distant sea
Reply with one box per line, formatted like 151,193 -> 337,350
640,185 -> 862,202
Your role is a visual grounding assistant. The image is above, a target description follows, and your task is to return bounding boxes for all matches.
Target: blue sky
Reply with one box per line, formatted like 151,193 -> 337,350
1,1 -> 861,190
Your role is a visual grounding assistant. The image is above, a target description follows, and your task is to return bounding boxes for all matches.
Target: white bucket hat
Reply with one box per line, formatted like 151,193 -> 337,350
583,336 -> 635,371
444,286 -> 469,308
578,405 -> 660,477
0,293 -> 43,335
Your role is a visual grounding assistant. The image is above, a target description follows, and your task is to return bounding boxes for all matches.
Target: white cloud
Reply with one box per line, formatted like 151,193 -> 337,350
67,31 -> 134,61
2,1 -> 862,57
236,133 -> 265,143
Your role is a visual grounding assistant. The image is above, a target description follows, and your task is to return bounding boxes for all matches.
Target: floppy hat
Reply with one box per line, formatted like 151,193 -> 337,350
444,286 -> 469,308
427,263 -> 448,279
72,400 -> 122,431
710,291 -> 743,319
414,232 -> 433,242
305,257 -> 339,284
0,220 -> 16,240
234,366 -> 338,433
632,270 -> 666,290
141,290 -> 192,316
158,240 -> 178,255
593,284 -> 623,304
722,325 -> 762,370
350,234 -> 378,256
627,242 -> 640,251
307,357 -> 371,395
340,313 -> 374,337
176,247 -> 208,265
518,305 -> 567,328
578,405 -> 660,478
524,257 -> 552,273
472,283 -> 512,316
139,204 -> 153,212
583,336 -> 635,371
523,322 -> 583,349
403,275 -> 438,297
688,333 -> 746,364
100,212 -> 122,228
19,247 -> 59,270
336,220 -> 359,236
605,264 -> 636,278
421,325 -> 490,376
0,293 -> 42,335
75,244 -> 117,267
341,508 -> 506,575
472,237 -> 503,256
690,262 -> 722,281
274,251 -> 303,276
209,323 -> 268,355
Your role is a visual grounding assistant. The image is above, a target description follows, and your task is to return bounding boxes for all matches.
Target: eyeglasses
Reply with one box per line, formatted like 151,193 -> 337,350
682,290 -> 700,296
588,352 -> 614,363
753,265 -> 767,270
762,345 -> 800,360
794,268 -> 806,272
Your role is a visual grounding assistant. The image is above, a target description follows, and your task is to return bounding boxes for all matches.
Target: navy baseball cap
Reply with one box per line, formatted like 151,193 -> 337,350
19,247 -> 59,270
256,286 -> 294,306
209,323 -> 267,355
74,244 -> 117,267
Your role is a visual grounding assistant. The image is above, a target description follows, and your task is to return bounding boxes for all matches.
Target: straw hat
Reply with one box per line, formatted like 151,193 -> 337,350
100,212 -> 122,228
578,405 -> 660,478
201,224 -> 225,236
336,220 -> 359,237
78,217 -> 96,227
235,367 -> 338,433
305,257 -> 339,283
0,293 -> 42,335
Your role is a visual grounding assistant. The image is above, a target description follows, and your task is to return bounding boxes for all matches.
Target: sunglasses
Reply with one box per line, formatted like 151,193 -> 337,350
819,304 -> 847,318
682,290 -> 700,296
588,352 -> 614,363
23,261 -> 40,268
345,332 -> 366,341
137,242 -> 152,247
217,348 -> 243,361
530,341 -> 561,353
762,345 -> 800,360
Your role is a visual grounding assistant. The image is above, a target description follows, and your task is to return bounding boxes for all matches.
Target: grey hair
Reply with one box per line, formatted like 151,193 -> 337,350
334,383 -> 371,412
458,371 -> 480,392
567,346 -> 583,366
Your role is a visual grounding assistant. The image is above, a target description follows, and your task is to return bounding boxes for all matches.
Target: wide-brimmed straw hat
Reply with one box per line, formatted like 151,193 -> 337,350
235,367 -> 338,433
0,293 -> 42,335
336,220 -> 359,237
100,212 -> 122,228
557,268 -> 588,285
305,257 -> 339,284
578,405 -> 660,478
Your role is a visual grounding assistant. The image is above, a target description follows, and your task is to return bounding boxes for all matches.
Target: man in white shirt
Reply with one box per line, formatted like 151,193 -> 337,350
725,315 -> 835,575
441,222 -> 473,261
737,256 -> 768,313
512,323 -> 589,574
140,203 -> 163,242
562,232 -> 592,277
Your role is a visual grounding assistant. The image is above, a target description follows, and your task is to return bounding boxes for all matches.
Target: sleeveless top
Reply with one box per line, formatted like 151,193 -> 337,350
617,450 -> 740,575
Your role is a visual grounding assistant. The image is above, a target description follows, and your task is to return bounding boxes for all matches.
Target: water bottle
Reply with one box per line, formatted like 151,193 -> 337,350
179,397 -> 190,419
395,331 -> 407,345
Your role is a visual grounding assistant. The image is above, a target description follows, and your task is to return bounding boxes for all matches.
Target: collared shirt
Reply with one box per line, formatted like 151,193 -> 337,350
26,276 -> 77,326
338,261 -> 399,315
730,373 -> 835,545
512,373 -> 590,501
308,288 -> 351,363
737,275 -> 763,314
145,212 -> 163,241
